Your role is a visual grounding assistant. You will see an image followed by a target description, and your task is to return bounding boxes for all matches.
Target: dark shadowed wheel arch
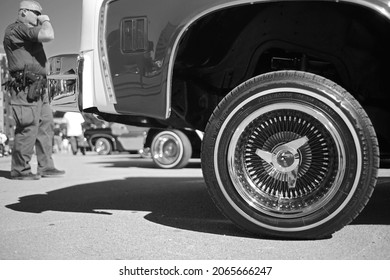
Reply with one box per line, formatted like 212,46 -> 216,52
201,70 -> 379,239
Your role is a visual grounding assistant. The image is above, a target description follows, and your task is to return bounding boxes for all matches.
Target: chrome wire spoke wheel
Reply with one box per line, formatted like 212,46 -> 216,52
202,71 -> 379,239
228,103 -> 345,218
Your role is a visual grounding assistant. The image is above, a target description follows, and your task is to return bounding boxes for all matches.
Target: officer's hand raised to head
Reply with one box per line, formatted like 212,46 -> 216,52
37,15 -> 50,24
37,14 -> 54,42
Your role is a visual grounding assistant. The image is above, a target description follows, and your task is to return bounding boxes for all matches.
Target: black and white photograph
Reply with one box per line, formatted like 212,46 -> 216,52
1,0 -> 390,279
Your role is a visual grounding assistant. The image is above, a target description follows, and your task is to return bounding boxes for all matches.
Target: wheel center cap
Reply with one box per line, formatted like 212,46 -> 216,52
277,151 -> 295,167
272,145 -> 300,173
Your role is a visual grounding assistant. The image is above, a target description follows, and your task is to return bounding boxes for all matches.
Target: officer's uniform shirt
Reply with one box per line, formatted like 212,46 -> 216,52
3,20 -> 47,75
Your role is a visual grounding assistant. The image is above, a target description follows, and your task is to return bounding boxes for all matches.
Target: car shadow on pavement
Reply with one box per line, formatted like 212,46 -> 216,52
5,175 -> 390,238
90,157 -> 202,169
0,170 -> 11,179
5,176 -> 254,238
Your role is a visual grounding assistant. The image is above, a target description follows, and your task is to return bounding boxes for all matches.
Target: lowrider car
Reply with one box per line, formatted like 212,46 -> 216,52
47,0 -> 390,239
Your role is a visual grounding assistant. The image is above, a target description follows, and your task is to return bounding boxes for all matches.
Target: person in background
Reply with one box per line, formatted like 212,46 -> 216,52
52,123 -> 63,153
63,111 -> 86,155
3,1 -> 65,179
0,132 -> 7,157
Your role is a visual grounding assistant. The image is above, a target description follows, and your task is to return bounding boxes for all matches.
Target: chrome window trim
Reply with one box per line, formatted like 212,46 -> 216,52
98,0 -> 117,104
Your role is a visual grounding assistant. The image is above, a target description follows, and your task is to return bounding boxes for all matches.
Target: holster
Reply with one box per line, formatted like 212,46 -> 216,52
5,66 -> 47,102
26,74 -> 46,102
22,66 -> 47,102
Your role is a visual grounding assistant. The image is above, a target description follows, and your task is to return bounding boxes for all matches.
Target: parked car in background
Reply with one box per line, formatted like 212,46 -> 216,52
84,123 -> 201,168
47,0 -> 390,239
84,123 -> 148,155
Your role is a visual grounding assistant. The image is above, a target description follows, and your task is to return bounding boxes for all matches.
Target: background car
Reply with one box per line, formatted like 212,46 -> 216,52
84,123 -> 201,169
84,123 -> 147,156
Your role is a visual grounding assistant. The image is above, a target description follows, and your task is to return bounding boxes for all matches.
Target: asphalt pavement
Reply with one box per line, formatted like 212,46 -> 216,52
1,151 -> 390,260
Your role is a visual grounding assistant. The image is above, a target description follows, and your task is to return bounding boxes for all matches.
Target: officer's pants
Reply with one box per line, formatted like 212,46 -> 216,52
10,88 -> 56,176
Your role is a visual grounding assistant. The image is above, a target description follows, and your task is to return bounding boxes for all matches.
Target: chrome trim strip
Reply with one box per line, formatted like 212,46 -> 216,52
98,0 -> 117,104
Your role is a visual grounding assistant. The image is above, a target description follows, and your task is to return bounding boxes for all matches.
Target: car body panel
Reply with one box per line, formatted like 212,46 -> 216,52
73,0 -> 390,120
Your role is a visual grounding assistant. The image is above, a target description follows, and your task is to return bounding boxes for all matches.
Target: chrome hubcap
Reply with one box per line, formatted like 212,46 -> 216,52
96,140 -> 108,153
152,132 -> 183,167
276,150 -> 295,168
227,103 -> 345,218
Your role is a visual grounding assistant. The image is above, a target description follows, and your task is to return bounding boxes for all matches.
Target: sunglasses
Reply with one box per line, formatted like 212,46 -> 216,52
23,9 -> 41,16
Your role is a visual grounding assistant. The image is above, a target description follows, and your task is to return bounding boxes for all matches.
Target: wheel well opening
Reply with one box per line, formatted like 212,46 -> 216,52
172,1 -> 390,151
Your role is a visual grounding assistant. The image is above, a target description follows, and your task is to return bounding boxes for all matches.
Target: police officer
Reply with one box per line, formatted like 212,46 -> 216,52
3,1 -> 65,180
